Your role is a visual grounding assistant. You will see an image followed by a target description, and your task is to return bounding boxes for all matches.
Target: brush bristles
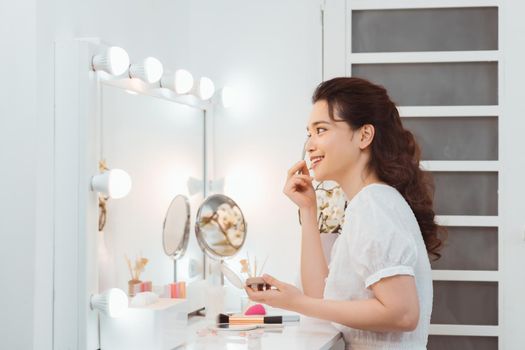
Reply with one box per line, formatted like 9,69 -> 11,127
217,313 -> 230,324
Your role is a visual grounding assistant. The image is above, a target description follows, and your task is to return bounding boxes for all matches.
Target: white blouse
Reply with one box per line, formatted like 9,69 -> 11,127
323,183 -> 432,350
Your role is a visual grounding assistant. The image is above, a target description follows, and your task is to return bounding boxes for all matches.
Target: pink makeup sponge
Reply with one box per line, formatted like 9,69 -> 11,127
244,303 -> 266,316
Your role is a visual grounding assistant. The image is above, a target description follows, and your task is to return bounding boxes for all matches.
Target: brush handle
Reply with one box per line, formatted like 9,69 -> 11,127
224,313 -> 300,325
263,316 -> 283,324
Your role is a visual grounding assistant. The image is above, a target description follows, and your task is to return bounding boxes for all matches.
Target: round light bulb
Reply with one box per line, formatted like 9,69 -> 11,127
91,169 -> 132,199
174,69 -> 194,94
198,77 -> 215,100
107,289 -> 128,318
221,86 -> 236,108
129,57 -> 164,83
92,46 -> 130,76
108,169 -> 132,199
91,288 -> 128,318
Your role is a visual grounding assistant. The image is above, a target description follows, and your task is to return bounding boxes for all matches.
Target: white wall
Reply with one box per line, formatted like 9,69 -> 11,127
185,0 -> 323,283
0,0 -> 37,349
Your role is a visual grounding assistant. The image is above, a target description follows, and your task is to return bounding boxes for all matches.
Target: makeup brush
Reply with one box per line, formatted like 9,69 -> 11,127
217,313 -> 299,325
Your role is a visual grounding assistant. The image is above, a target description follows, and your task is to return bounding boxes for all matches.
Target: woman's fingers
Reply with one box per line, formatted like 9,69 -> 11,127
284,174 -> 313,192
284,177 -> 309,193
295,174 -> 314,182
287,160 -> 310,179
262,274 -> 286,290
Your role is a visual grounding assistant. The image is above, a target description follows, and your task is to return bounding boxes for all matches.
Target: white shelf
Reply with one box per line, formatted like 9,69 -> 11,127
351,0 -> 500,11
432,270 -> 499,282
429,324 -> 499,337
397,105 -> 499,117
129,298 -> 187,311
435,215 -> 499,227
350,51 -> 499,64
102,78 -> 210,111
420,161 -> 499,172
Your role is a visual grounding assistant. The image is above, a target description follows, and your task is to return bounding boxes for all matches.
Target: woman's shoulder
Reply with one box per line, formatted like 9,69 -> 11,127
348,183 -> 405,212
345,183 -> 416,233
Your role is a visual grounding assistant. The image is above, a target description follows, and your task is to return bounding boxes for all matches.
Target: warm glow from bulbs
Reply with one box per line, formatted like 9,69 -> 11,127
91,169 -> 132,199
174,69 -> 194,94
143,57 -> 163,83
90,288 -> 128,318
107,289 -> 128,318
221,86 -> 236,108
198,77 -> 215,100
108,169 -> 132,199
129,57 -> 164,83
92,46 -> 130,76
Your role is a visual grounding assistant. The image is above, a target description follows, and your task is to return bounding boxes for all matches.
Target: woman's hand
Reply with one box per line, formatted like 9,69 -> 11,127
283,160 -> 316,210
245,274 -> 305,311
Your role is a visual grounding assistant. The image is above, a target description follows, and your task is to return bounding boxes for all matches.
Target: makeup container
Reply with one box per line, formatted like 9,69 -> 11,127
140,281 -> 152,292
245,277 -> 272,291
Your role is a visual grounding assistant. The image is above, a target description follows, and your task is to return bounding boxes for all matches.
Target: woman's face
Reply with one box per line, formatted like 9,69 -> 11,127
305,100 -> 361,182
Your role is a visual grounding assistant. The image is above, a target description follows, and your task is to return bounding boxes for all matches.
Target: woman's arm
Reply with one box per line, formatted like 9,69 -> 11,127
246,274 -> 420,332
296,275 -> 420,331
299,206 -> 328,298
283,160 -> 328,298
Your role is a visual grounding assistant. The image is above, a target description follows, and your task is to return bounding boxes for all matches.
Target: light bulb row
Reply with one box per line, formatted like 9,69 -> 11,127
92,46 -> 216,101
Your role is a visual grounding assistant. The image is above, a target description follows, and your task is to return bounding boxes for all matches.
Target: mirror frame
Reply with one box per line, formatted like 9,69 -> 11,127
162,194 -> 191,260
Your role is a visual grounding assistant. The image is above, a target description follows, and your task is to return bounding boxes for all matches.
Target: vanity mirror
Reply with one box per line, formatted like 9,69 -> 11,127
195,194 -> 247,259
163,194 -> 191,259
162,194 -> 191,280
100,84 -> 205,294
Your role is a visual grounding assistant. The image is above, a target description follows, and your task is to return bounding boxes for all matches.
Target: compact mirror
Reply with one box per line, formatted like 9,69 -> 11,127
195,194 -> 247,259
162,194 -> 191,260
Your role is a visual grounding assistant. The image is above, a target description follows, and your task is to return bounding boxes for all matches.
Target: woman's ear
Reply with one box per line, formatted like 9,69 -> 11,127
359,124 -> 375,149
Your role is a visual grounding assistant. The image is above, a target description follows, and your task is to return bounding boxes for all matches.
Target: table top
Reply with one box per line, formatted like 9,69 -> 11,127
177,312 -> 343,350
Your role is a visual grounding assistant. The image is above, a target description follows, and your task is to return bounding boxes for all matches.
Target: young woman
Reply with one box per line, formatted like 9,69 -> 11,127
246,77 -> 443,349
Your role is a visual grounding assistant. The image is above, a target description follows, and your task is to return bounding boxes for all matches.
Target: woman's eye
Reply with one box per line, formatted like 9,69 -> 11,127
306,133 -> 312,138
317,127 -> 327,134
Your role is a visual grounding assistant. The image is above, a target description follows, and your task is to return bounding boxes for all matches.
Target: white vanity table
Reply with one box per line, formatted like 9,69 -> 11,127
179,313 -> 344,350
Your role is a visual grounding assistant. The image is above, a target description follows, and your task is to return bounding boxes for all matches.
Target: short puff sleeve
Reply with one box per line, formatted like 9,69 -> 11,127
347,200 -> 418,289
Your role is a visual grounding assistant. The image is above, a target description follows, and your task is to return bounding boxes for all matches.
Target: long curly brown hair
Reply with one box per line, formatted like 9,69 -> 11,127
312,77 -> 444,260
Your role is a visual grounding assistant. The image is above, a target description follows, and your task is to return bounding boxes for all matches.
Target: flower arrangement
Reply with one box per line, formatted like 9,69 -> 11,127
314,181 -> 348,234
200,203 -> 245,248
240,254 -> 268,278
124,254 -> 149,296
125,254 -> 149,281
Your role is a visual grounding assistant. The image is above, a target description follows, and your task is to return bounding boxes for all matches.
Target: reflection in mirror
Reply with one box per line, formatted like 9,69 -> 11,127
195,194 -> 247,259
99,84 -> 204,296
162,194 -> 191,260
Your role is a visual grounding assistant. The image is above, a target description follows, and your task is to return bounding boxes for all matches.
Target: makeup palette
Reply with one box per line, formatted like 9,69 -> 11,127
245,277 -> 272,291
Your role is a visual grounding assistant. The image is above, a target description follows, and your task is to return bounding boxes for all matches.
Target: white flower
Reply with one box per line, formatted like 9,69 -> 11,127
315,183 -> 347,234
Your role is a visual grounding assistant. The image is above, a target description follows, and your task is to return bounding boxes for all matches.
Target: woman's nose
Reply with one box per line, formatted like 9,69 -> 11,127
305,136 -> 315,154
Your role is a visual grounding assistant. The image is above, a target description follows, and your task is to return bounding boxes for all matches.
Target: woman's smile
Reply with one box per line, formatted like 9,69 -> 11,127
310,155 -> 325,169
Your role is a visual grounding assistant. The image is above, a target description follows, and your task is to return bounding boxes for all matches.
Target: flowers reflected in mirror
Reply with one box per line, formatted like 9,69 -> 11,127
199,202 -> 246,249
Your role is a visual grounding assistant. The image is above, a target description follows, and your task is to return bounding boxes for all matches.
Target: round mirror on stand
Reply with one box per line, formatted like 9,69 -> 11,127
195,194 -> 247,260
162,194 -> 191,281
194,194 -> 247,318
